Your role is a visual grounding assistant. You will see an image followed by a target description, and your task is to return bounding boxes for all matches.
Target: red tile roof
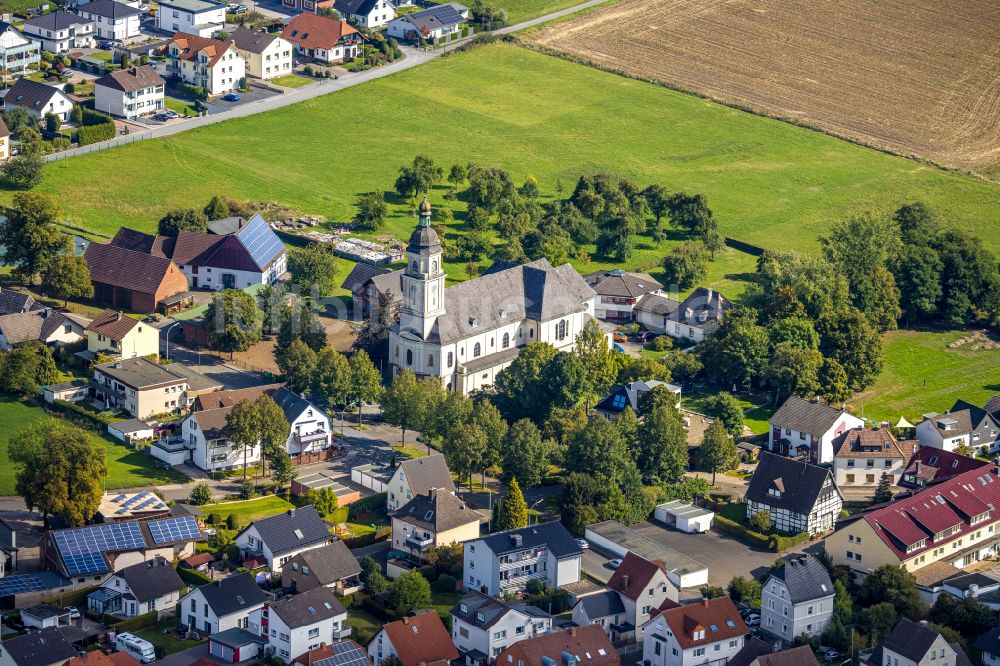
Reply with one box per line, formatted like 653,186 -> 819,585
379,611 -> 458,666
86,309 -> 141,341
497,625 -> 618,666
65,652 -> 140,666
281,13 -> 358,51
901,448 -> 989,487
607,552 -> 667,600
168,32 -> 235,66
657,596 -> 745,650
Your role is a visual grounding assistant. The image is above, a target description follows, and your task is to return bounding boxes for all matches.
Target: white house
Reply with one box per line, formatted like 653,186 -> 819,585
0,309 -> 88,350
388,200 -> 601,395
21,11 -> 94,53
868,619 -> 971,666
385,454 -> 456,512
634,287 -> 731,343
916,399 -> 1000,455
768,396 -> 865,465
86,308 -> 161,359
583,269 -> 663,322
2,78 -> 73,121
761,555 -> 834,644
94,65 -> 165,119
165,32 -> 246,96
832,426 -> 918,488
89,556 -> 185,617
249,587 -> 350,664
280,13 -> 362,65
77,0 -> 142,42
463,521 -> 583,596
642,596 -> 746,666
386,3 -> 463,41
746,453 -> 843,536
974,624 -> 1000,666
0,22 -> 40,75
450,591 -> 552,665
230,28 -> 293,80
181,573 -> 266,635
368,612 -> 459,666
235,505 -> 330,573
332,0 -> 395,28
156,0 -> 226,36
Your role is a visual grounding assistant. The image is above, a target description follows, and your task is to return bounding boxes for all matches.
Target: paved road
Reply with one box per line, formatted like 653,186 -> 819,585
44,0 -> 611,161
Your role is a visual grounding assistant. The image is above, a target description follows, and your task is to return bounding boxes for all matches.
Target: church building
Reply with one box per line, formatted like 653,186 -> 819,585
388,199 -> 602,394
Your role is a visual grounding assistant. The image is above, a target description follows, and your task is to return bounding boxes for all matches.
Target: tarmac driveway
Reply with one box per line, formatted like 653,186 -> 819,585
203,86 -> 281,114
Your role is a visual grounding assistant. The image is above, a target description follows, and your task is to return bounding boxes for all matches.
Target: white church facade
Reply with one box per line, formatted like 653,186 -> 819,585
388,199 -> 601,395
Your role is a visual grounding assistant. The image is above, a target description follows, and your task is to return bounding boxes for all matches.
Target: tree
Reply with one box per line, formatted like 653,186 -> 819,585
349,349 -> 383,425
270,452 -> 295,485
858,564 -> 925,620
353,191 -> 387,231
895,245 -> 943,323
636,405 -> 687,483
9,419 -> 108,527
700,419 -> 738,485
0,192 -> 72,282
873,472 -> 893,503
257,283 -> 288,336
0,343 -> 59,396
226,399 -> 260,480
469,400 -> 507,478
704,392 -> 744,440
387,569 -> 432,613
817,307 -> 883,390
540,352 -> 590,412
769,317 -> 820,350
189,483 -> 212,505
661,242 -> 708,290
1,153 -> 44,189
501,419 -> 549,487
353,289 -> 399,360
727,576 -> 762,609
927,592 -> 995,638
203,195 -> 229,220
643,184 -> 670,230
749,510 -> 772,533
360,555 -> 388,593
289,244 -> 339,297
496,477 -> 528,530
860,602 -> 897,643
157,208 -> 207,236
255,395 -> 288,479
818,358 -> 852,405
278,302 -> 327,353
314,346 -> 352,411
447,163 -> 467,189
575,318 -> 617,399
381,370 -> 426,446
700,311 -> 770,389
661,477 -> 710,501
666,193 -> 713,232
40,255 -> 92,305
493,343 -> 559,423
306,487 -> 339,517
764,344 -> 822,407
442,424 -> 487,493
277,339 -> 318,395
205,289 -> 262,358
566,415 -> 632,485
394,155 -> 442,197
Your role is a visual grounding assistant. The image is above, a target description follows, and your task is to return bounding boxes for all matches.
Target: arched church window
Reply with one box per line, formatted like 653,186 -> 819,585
395,346 -> 399,358
428,354 -> 434,367
410,285 -> 417,305
432,260 -> 438,273
406,350 -> 413,366
558,319 -> 567,340
411,261 -> 417,272
502,333 -> 510,348
447,352 -> 454,367
473,343 -> 481,358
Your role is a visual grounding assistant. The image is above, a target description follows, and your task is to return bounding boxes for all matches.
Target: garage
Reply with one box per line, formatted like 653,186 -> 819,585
209,628 -> 262,663
654,500 -> 715,533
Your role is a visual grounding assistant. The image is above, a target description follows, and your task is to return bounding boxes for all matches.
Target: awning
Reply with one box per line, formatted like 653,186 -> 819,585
896,416 -> 915,429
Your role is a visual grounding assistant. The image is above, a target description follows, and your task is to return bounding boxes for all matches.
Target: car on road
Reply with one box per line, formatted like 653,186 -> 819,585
607,558 -> 622,569
576,538 -> 589,550
744,613 -> 760,626
222,93 -> 241,102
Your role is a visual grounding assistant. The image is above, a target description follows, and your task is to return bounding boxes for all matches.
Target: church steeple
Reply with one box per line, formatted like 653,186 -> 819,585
399,199 -> 445,340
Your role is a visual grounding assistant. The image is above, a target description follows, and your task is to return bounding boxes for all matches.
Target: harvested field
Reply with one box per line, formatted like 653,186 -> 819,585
531,0 -> 1000,175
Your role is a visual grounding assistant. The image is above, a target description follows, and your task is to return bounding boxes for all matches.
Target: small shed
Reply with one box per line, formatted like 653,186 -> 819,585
654,500 -> 715,534
290,471 -> 361,505
738,441 -> 762,462
107,418 -> 156,444
22,604 -> 69,629
351,463 -> 391,493
180,552 -> 214,573
160,292 -> 195,316
209,628 -> 263,663
41,380 -> 89,404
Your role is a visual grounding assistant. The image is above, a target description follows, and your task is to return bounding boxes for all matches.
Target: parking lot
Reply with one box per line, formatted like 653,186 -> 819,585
203,86 -> 282,114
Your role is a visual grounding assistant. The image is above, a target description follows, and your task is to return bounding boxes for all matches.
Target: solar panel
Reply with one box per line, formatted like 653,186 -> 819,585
313,641 -> 371,666
237,215 -> 284,270
146,516 -> 200,545
0,574 -> 48,596
53,522 -> 146,575
112,493 -> 127,503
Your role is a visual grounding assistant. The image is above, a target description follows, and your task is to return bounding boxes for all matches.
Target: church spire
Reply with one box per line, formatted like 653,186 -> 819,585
418,196 -> 432,227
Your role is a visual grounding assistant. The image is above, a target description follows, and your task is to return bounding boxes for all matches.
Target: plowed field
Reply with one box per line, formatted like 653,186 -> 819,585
532,0 -> 1000,175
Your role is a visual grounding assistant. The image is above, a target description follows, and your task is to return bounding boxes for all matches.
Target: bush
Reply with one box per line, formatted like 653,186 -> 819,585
240,479 -> 256,500
525,578 -> 545,595
713,512 -> 771,549
206,512 -> 222,525
524,589 -> 569,614
432,574 -> 457,593
651,335 -> 673,351
226,514 -> 239,531
77,121 -> 115,145
749,510 -> 772,533
189,483 -> 213,505
348,493 -> 387,520
106,611 -> 158,632
770,532 -> 810,552
177,566 -> 213,586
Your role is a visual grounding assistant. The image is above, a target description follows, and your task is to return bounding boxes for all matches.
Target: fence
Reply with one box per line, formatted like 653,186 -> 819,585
44,131 -> 153,161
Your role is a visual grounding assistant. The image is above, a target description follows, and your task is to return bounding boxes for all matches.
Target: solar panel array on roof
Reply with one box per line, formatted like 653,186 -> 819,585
146,516 -> 200,545
313,641 -> 372,666
0,574 -> 49,596
237,215 -> 284,270
53,522 -> 146,575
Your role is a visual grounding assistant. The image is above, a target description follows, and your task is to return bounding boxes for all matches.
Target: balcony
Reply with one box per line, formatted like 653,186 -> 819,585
499,549 -> 547,571
499,571 -> 546,589
405,534 -> 434,551
333,627 -> 352,639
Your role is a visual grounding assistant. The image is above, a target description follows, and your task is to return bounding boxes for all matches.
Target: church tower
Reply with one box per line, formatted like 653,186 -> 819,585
398,197 -> 446,340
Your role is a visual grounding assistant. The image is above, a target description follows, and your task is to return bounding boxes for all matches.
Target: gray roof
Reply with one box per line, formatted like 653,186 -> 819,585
77,0 -> 141,18
451,591 -> 548,629
4,78 -> 66,111
111,418 -> 154,434
209,627 -> 262,648
230,27 -> 278,54
576,589 -> 625,619
164,362 -> 222,392
879,618 -> 945,663
0,311 -> 46,345
768,554 -> 833,604
341,261 -> 391,294
396,455 -> 456,497
0,288 -> 35,315
942,571 -> 1000,593
156,0 -> 220,11
207,216 -> 247,236
728,637 -> 775,666
583,268 -> 662,298
943,400 -> 1000,440
23,603 -> 68,620
269,585 -> 346,629
24,10 -> 92,30
195,572 -> 266,616
170,502 -> 204,518
407,223 -> 442,254
479,520 -> 582,559
403,3 -> 463,31
985,396 -> 1000,418
669,287 -> 731,327
240,505 -> 330,555
116,556 -> 184,602
634,293 -> 680,317
745,452 -> 839,516
0,626 -> 77,665
369,269 -> 404,299
95,357 -> 188,390
975,627 -> 1000,658
392,489 -> 478,534
756,646 -> 819,666
291,541 -> 361,585
332,0 -> 379,17
770,396 -> 852,438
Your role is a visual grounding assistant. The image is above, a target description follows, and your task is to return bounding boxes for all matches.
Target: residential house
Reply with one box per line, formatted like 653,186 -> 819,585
0,22 -> 41,75
295,641 -> 371,666
180,572 -> 266,634
746,646 -> 818,666
77,0 -> 142,42
0,119 -> 9,160
332,0 -> 395,28
385,454 -> 456,512
281,14 -> 362,65
583,269 -> 663,322
0,288 -> 36,315
865,619 -> 972,666
40,515 -> 200,584
341,262 -> 397,320
595,379 -> 680,421
497,625 -> 618,666
231,28 -> 293,79
745,452 -> 843,536
760,554 -> 834,644
916,400 -> 1000,456
573,552 -> 678,644
642,596 -> 745,666
726,637 -> 774,666
2,78 -> 73,121
94,65 -> 165,119
0,626 -> 78,666
832,426 -> 918,488
386,4 -> 463,42
87,556 -> 185,617
156,0 -> 226,36
281,541 -> 362,595
90,357 -> 198,418
165,32 -> 246,96
463,521 -> 583,596
85,309 -> 160,359
768,396 -> 864,464
368,612 -> 459,666
391,488 -> 480,562
941,572 -> 1000,611
975,625 -> 1000,666
235,505 -> 330,572
250,587 -> 349,664
634,287 -> 731,343
824,464 -> 1000,577
450,591 -> 552,665
84,242 -> 189,313
21,12 -> 94,53
182,383 -> 332,472
65,650 -> 142,666
0,309 -> 88,350
279,0 -> 334,14
96,490 -> 171,522
899,448 -> 989,490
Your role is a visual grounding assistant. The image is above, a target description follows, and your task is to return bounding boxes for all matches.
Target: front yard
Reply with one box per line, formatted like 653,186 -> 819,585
202,495 -> 294,526
134,617 -> 203,656
271,74 -> 314,89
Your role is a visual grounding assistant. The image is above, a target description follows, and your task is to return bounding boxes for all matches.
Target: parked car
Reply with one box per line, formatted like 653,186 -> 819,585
637,331 -> 653,343
65,606 -> 80,620
613,343 -> 625,353
576,538 -> 589,550
222,93 -> 241,102
744,613 -> 760,626
613,332 -> 628,342
607,558 -> 622,569
825,651 -> 842,663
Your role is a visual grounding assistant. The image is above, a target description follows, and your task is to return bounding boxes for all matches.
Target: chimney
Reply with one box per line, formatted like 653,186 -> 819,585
568,628 -> 577,637
919,620 -> 928,627
915,460 -> 921,475
701,598 -> 709,607
622,574 -> 629,589
402,617 -> 410,625
287,508 -> 295,517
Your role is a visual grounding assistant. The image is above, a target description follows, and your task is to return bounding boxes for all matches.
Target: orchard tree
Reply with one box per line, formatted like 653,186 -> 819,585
0,342 -> 59,396
205,289 -> 262,358
394,155 -> 442,197
353,191 -> 387,231
158,208 -> 207,235
661,241 -> 708,290
289,243 -> 339,297
0,192 -> 72,282
700,419 -> 738,485
41,255 -> 92,305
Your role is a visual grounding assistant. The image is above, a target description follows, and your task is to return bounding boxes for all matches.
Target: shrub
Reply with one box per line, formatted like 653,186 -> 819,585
77,121 -> 115,145
303,65 -> 314,76
432,574 -> 457,593
177,566 -> 212,586
189,483 -> 213,505
240,479 -> 256,500
749,510 -> 772,533
206,512 -> 222,525
770,532 -> 810,552
64,82 -> 75,94
226,514 -> 239,531
525,578 -> 545,595
651,335 -> 673,351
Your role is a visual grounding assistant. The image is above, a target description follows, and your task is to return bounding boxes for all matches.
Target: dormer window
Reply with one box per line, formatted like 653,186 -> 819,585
768,488 -> 781,498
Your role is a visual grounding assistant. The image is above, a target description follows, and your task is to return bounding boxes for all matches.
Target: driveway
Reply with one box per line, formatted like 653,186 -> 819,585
202,86 -> 281,115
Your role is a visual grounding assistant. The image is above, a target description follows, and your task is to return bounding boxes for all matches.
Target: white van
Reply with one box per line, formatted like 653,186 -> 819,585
115,632 -> 156,664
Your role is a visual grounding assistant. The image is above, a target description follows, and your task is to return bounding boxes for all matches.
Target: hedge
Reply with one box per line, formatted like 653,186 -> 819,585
177,566 -> 213,586
105,610 -> 158,632
770,532 -> 810,552
78,121 -> 115,145
343,526 -> 390,549
50,399 -> 119,429
713,513 -> 771,549
361,596 -> 397,622
348,493 -> 387,520
525,590 -> 570,614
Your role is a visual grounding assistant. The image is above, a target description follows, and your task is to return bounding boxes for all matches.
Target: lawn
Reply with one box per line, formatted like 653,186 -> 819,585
204,495 -> 294,526
134,618 -> 202,656
26,43 -> 999,262
493,0 -> 594,24
0,398 -> 188,495
850,328 -> 1000,424
163,96 -> 197,117
271,74 -> 314,89
343,607 -> 382,644
682,384 -> 773,435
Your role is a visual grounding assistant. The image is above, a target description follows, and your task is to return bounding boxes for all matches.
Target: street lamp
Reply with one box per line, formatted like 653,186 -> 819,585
530,498 -> 544,525
164,321 -> 181,360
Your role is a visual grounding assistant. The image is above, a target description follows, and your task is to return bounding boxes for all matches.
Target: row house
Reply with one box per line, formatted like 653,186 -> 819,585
463,521 -> 583,596
898,448 -> 990,490
281,541 -> 362,596
249,587 -> 350,664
